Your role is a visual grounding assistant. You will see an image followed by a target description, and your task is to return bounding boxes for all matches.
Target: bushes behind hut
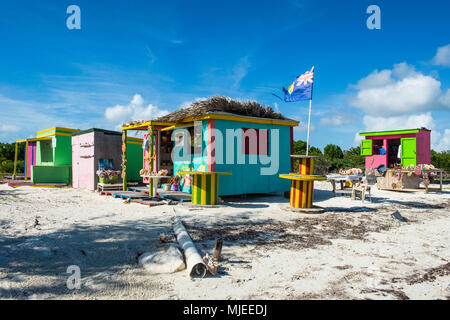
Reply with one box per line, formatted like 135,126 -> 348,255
0,142 -> 24,175
293,140 -> 365,174
431,150 -> 450,173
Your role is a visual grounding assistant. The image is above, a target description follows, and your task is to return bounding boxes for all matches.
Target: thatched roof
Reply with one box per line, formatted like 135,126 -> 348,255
154,96 -> 291,123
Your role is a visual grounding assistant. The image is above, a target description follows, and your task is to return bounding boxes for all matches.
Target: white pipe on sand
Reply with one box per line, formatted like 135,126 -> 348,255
173,216 -> 207,277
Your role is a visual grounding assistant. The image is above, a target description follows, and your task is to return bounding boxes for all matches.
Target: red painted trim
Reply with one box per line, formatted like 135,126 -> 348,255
366,133 -> 416,140
305,157 -> 310,175
208,119 -> 216,172
298,180 -> 303,208
290,127 -> 294,172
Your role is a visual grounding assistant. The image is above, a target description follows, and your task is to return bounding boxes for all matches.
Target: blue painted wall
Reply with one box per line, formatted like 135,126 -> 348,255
172,119 -> 292,196
173,121 -> 208,193
214,119 -> 291,196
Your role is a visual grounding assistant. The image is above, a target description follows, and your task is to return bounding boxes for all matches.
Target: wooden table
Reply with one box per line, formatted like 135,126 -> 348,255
178,171 -> 232,205
326,174 -> 364,197
140,175 -> 172,197
97,183 -> 123,192
377,169 -> 444,193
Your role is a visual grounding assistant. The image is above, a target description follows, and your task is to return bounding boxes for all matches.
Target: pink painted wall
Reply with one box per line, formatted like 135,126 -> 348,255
365,154 -> 387,171
26,142 -> 36,178
72,132 -> 95,190
364,129 -> 431,171
416,130 -> 431,165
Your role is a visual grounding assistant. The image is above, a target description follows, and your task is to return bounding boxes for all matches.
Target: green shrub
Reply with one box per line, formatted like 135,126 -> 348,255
431,150 -> 450,173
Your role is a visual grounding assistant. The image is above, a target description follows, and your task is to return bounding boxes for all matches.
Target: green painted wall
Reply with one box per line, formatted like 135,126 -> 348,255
31,166 -> 72,184
35,135 -> 72,166
33,134 -> 73,183
36,140 -> 54,165
54,135 -> 73,165
126,141 -> 143,181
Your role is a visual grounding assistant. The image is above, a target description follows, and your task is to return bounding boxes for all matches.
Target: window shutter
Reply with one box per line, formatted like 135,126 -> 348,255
360,139 -> 372,156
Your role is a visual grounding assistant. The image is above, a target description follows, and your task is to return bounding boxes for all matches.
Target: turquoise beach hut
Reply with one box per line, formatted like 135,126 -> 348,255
122,96 -> 299,196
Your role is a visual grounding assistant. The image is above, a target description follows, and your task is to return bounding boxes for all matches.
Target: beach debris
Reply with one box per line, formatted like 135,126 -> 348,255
391,211 -> 408,222
138,243 -> 186,274
159,233 -> 168,243
173,216 -> 207,278
203,253 -> 219,276
33,216 -> 40,228
213,237 -> 223,262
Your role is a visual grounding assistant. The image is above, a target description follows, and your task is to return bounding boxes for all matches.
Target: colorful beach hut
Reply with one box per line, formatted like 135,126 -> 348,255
121,96 -> 299,196
71,128 -> 143,191
359,128 -> 431,171
13,127 -> 80,184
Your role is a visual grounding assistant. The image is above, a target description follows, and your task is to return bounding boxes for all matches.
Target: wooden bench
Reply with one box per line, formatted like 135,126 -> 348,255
352,184 -> 371,203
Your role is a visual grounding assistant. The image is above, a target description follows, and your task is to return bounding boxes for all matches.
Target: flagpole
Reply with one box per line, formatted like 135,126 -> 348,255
306,98 -> 312,156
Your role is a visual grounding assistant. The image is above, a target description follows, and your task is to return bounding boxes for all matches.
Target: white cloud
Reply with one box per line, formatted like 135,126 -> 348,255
361,112 -> 435,133
432,129 -> 450,151
104,94 -> 170,129
350,62 -> 448,114
438,89 -> 450,107
231,56 -> 251,89
431,44 -> 450,67
355,112 -> 449,151
293,119 -> 315,134
179,97 -> 208,109
0,124 -> 20,132
273,102 -> 279,113
318,113 -> 355,127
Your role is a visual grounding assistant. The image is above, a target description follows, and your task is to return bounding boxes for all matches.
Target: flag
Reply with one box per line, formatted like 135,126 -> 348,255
283,66 -> 314,102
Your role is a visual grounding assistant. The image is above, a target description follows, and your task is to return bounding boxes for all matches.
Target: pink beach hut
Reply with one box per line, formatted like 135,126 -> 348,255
359,128 -> 431,172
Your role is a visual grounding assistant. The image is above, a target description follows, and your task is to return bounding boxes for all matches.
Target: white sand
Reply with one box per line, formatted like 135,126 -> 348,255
0,181 -> 448,300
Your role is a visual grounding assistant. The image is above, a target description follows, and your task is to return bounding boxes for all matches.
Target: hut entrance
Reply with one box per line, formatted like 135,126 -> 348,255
143,129 -> 174,184
158,129 -> 174,176
387,138 -> 401,168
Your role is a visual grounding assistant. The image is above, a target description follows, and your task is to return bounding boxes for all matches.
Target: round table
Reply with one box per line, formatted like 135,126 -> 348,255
178,171 -> 232,205
279,174 -> 327,209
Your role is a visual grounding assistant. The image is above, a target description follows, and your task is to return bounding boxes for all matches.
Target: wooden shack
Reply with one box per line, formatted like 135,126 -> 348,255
72,128 -> 143,191
121,96 -> 299,196
360,128 -> 431,172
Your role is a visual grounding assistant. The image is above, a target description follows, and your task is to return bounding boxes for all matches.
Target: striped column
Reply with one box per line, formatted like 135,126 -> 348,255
192,173 -> 220,205
299,157 -> 314,175
289,180 -> 315,209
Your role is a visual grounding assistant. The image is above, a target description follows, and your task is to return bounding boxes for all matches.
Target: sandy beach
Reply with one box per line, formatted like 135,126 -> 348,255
0,181 -> 449,300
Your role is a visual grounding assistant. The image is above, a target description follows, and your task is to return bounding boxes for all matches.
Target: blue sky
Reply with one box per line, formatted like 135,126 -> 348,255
0,0 -> 449,151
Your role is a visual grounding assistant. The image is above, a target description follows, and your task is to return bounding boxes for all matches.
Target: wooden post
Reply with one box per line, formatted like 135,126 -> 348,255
12,142 -> 18,180
148,125 -> 154,196
213,238 -> 223,262
331,180 -> 336,197
122,130 -> 127,191
24,140 -> 28,181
